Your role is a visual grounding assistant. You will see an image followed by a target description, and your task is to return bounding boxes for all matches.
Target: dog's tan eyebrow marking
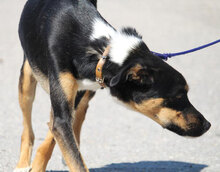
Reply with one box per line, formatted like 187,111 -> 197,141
129,64 -> 142,74
185,84 -> 189,92
127,64 -> 143,80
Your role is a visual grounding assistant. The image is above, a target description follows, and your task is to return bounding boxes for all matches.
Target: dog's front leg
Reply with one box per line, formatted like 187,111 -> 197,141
48,71 -> 89,172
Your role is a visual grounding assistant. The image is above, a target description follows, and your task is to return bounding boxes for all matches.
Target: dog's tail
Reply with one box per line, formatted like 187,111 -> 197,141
89,0 -> 97,8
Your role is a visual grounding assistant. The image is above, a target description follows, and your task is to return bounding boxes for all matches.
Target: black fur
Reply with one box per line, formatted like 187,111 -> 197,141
19,0 -> 211,138
121,27 -> 142,39
89,0 -> 97,7
74,91 -> 95,109
18,0 -> 211,170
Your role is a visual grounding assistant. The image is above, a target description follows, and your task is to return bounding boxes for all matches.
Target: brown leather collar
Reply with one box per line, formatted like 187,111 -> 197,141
95,45 -> 111,88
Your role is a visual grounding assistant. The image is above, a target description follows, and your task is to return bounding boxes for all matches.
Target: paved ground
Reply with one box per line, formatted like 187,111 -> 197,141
0,0 -> 220,171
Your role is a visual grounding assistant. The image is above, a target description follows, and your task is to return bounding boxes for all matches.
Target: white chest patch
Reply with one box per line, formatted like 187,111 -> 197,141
77,79 -> 101,91
91,18 -> 142,66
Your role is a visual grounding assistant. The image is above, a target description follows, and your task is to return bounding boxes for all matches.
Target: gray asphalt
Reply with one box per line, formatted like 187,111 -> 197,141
0,0 -> 220,171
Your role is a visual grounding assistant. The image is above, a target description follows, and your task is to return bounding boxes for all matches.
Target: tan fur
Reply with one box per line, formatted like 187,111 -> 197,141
48,122 -> 89,172
185,84 -> 189,92
48,72 -> 89,172
157,108 -> 188,130
16,60 -> 37,168
129,98 -> 188,130
16,61 -> 191,171
59,72 -> 78,108
130,98 -> 164,124
129,64 -> 142,74
73,91 -> 91,145
17,68 -> 92,171
186,114 -> 198,124
31,130 -> 55,172
127,64 -> 142,80
31,90 -> 92,171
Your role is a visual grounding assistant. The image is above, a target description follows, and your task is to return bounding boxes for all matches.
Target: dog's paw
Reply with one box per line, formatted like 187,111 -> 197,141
13,167 -> 31,172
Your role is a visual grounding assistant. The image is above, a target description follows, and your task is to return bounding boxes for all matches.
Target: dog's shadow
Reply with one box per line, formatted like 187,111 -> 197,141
46,160 -> 208,172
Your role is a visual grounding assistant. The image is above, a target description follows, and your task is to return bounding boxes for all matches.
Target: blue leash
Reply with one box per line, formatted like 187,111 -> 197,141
151,39 -> 220,60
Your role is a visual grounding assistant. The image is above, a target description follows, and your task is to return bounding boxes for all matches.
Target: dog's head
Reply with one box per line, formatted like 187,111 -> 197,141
109,43 -> 211,137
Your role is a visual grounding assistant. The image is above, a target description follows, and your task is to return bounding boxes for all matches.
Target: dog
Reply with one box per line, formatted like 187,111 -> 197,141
15,0 -> 211,171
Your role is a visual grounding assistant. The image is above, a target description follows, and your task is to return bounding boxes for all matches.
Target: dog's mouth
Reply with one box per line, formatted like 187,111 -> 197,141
166,124 -> 186,136
165,120 -> 211,137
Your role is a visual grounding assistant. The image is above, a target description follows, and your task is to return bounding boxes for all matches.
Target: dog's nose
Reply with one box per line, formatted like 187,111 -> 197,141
203,121 -> 211,131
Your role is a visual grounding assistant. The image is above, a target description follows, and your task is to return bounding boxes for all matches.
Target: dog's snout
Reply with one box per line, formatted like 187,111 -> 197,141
203,120 -> 211,131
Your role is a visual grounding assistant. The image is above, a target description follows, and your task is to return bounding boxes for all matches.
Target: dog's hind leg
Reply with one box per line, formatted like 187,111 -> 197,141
48,71 -> 89,172
31,112 -> 55,172
14,59 -> 37,172
73,91 -> 95,146
30,91 -> 95,171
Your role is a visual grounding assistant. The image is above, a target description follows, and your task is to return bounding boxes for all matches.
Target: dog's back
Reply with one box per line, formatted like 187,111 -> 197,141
19,0 -> 100,76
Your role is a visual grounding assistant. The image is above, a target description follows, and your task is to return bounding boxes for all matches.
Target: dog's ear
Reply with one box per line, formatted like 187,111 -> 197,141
110,66 -> 128,87
126,64 -> 155,86
110,64 -> 157,87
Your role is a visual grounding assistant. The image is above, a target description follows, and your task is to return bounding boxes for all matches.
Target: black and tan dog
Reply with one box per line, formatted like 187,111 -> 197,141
15,0 -> 211,171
